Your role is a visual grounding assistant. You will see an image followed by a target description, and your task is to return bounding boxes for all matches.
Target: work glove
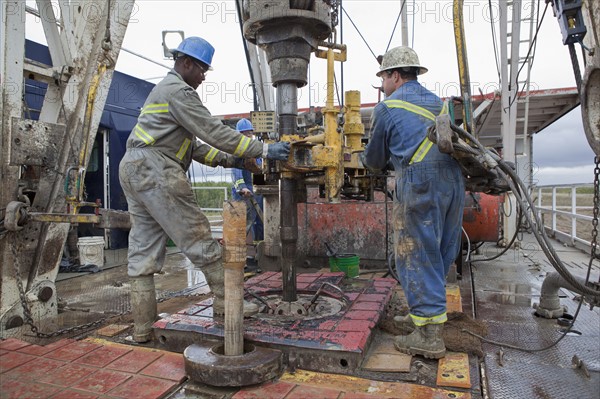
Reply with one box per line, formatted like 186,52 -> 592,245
239,188 -> 253,198
266,142 -> 291,161
232,158 -> 263,174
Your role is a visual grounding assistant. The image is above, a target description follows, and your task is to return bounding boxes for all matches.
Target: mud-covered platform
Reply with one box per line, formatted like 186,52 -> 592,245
1,233 -> 598,398
154,272 -> 396,375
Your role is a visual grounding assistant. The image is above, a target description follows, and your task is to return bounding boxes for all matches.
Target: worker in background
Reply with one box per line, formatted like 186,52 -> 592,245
362,46 -> 465,359
118,36 -> 290,343
231,119 -> 264,266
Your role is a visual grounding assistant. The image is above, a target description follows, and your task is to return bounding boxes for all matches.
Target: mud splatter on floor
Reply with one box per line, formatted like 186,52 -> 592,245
378,290 -> 488,357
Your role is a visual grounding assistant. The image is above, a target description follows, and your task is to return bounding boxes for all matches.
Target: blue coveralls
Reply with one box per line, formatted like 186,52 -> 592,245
231,165 -> 264,241
363,80 -> 465,326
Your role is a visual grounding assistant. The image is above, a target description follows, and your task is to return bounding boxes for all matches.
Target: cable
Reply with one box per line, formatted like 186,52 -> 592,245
488,0 -> 501,82
449,123 -> 600,298
569,42 -> 583,94
474,94 -> 498,136
508,1 -> 548,109
463,295 -> 584,352
341,6 -> 378,62
387,252 -> 401,283
235,1 -> 259,111
411,0 -> 415,48
502,190 -> 513,217
475,206 -> 523,262
462,226 -> 471,263
385,0 -> 406,53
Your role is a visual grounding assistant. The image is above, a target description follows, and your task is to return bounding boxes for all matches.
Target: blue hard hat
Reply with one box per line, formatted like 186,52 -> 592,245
174,36 -> 215,70
236,118 -> 253,132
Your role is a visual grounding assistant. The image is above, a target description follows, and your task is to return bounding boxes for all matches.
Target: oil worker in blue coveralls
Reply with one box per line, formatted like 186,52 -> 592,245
118,36 -> 290,343
231,118 -> 264,254
362,46 -> 465,359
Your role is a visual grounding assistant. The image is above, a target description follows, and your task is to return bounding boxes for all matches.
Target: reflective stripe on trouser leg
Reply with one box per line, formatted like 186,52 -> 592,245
409,312 -> 447,327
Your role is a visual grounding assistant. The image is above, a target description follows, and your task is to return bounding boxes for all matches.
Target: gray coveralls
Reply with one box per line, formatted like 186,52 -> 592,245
119,69 -> 265,277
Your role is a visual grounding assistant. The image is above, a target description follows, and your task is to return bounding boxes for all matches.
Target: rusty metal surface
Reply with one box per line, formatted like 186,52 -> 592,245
184,342 -> 283,387
462,193 -> 501,243
155,273 -> 397,375
9,119 -> 64,166
297,200 -> 393,262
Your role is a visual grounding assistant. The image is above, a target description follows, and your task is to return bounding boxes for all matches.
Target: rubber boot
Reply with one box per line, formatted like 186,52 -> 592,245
203,261 -> 259,317
394,323 -> 446,359
130,275 -> 158,343
393,314 -> 415,334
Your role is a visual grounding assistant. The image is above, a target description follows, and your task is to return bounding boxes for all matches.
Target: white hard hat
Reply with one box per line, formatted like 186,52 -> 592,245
376,46 -> 428,76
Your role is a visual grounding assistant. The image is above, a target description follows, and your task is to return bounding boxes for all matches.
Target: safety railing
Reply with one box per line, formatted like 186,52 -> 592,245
191,185 -> 228,214
535,183 -> 596,252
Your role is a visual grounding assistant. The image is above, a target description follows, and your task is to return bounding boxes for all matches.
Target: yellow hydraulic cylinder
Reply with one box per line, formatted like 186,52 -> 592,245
314,43 -> 346,203
344,90 -> 365,153
324,48 -> 342,202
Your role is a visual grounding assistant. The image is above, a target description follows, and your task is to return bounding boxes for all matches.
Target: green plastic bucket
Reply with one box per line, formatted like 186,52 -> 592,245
329,254 -> 360,278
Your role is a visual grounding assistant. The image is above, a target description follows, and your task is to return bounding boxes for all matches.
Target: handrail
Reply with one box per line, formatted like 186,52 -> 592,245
191,186 -> 229,213
534,183 -> 595,252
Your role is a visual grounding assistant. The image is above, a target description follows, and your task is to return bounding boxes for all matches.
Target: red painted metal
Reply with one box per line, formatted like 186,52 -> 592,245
462,192 -> 502,243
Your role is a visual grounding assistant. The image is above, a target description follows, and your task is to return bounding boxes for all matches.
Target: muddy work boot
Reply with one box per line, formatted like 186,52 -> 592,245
394,323 -> 446,359
130,275 -> 158,343
393,314 -> 415,334
203,261 -> 259,317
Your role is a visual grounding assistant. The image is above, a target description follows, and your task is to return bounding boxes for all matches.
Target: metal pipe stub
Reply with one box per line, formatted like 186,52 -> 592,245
184,342 -> 283,387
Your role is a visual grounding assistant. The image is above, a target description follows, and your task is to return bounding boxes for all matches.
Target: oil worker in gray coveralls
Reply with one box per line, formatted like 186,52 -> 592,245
118,36 -> 291,343
362,46 -> 465,359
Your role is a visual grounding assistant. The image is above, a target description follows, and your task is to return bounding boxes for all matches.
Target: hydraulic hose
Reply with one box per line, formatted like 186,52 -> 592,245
449,123 -> 600,299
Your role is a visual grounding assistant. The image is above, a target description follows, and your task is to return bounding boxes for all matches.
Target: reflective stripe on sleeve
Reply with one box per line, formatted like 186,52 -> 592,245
205,148 -> 219,164
233,136 -> 251,157
141,103 -> 169,115
134,124 -> 155,145
383,99 -> 449,164
410,312 -> 447,326
234,178 -> 245,189
383,99 -> 436,121
176,138 -> 192,160
440,100 -> 449,115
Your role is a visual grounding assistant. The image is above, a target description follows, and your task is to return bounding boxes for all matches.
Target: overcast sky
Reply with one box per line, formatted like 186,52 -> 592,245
24,0 -> 597,184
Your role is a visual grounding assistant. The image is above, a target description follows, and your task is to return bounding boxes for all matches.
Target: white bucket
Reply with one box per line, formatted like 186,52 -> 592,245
77,236 -> 105,267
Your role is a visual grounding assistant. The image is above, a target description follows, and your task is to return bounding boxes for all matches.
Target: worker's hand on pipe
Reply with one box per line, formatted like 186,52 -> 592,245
233,157 -> 261,174
240,188 -> 253,198
243,158 -> 262,174
266,142 -> 291,161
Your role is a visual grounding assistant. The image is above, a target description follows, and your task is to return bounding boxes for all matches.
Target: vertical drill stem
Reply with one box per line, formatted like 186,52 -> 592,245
223,201 -> 246,356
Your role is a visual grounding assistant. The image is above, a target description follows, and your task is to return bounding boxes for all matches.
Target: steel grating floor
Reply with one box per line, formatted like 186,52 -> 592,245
470,234 -> 600,399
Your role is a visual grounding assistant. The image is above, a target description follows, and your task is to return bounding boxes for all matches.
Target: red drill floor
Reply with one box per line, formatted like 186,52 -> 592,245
153,272 -> 396,372
0,337 -> 186,399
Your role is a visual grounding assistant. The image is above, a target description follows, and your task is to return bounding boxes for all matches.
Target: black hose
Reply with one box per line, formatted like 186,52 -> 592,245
449,122 -> 599,298
387,252 -> 401,284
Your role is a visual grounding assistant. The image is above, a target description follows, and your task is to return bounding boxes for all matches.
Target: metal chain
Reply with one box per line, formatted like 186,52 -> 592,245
591,156 -> 599,265
10,233 -> 128,338
11,234 -> 38,335
12,240 -> 204,339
